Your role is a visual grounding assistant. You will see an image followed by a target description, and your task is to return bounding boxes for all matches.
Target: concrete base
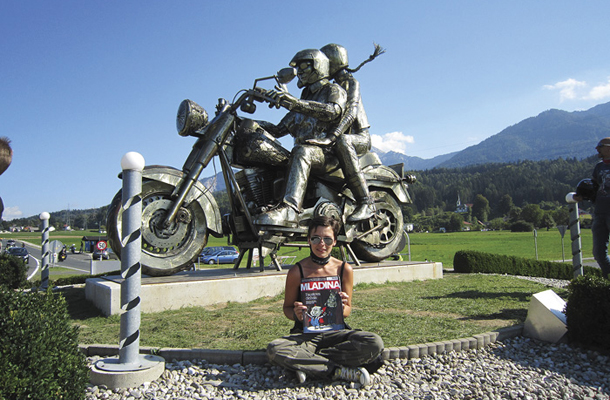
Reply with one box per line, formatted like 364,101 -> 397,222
89,354 -> 165,389
90,259 -> 121,275
523,289 -> 568,343
85,261 -> 443,316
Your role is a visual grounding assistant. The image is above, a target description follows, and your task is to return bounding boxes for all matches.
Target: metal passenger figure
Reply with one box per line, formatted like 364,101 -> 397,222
254,49 -> 347,225
319,43 -> 384,221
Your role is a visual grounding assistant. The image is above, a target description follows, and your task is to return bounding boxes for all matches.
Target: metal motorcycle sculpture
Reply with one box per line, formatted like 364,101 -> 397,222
107,64 -> 415,276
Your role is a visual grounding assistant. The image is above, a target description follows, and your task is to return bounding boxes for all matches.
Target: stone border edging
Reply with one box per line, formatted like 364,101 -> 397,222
79,325 -> 523,365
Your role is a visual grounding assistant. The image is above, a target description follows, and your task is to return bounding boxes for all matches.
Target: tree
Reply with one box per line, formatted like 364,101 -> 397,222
508,206 -> 522,222
553,207 -> 570,226
471,194 -> 490,222
448,213 -> 464,232
213,191 -> 231,216
521,204 -> 544,227
488,217 -> 506,231
540,213 -> 555,229
497,194 -> 514,216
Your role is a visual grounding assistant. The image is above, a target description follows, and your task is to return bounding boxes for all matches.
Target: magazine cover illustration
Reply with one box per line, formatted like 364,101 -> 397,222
301,275 -> 345,333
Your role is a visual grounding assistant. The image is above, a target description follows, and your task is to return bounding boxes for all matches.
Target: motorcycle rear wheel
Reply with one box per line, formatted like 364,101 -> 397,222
351,191 -> 405,262
107,180 -> 208,276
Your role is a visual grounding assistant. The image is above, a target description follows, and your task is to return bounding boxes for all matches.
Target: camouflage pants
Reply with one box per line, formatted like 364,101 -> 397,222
266,330 -> 383,378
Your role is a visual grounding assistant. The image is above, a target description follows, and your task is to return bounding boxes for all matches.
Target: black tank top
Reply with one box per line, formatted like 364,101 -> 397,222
290,261 -> 347,334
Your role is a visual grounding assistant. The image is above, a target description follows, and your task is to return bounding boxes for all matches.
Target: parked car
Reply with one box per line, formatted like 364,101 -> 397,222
107,248 -> 118,260
199,246 -> 236,262
92,247 -> 109,260
6,246 -> 28,263
200,249 -> 239,265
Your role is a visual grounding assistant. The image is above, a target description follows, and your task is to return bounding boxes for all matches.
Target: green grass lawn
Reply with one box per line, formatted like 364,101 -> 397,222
66,273 -> 567,350
198,229 -> 592,270
5,227 -> 592,269
406,229 -> 592,268
3,228 -> 588,350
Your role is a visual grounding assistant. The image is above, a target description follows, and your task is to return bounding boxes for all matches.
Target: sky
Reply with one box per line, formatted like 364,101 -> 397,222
2,0 -> 610,221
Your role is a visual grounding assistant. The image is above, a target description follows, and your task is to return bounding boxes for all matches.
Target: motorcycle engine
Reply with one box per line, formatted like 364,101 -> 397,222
235,168 -> 282,212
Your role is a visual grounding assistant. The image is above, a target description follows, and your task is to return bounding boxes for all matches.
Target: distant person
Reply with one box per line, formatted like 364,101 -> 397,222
266,216 -> 383,385
0,137 -> 11,176
574,137 -> 610,279
0,137 -> 12,220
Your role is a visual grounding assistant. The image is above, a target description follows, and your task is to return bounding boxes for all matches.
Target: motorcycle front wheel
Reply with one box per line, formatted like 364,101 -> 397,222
351,191 -> 405,262
107,180 -> 208,276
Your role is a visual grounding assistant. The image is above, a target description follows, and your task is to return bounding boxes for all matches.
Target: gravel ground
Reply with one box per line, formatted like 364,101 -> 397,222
86,275 -> 609,399
86,337 -> 610,400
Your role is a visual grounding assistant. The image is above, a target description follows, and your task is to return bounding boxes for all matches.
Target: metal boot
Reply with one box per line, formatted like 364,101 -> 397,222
347,174 -> 375,222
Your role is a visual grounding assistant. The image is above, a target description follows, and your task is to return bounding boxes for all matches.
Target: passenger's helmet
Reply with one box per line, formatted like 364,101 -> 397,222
320,43 -> 349,77
576,179 -> 598,201
290,49 -> 329,87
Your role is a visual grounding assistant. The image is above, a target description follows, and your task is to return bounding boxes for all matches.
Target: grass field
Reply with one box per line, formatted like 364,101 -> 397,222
66,273 -> 567,350
202,228 -> 592,269
3,227 -> 593,270
3,228 -> 584,349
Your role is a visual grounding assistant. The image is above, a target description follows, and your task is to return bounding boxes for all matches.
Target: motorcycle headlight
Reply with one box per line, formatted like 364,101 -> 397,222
176,99 -> 208,137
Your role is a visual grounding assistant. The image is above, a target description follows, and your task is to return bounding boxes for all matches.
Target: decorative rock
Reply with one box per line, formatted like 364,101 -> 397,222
85,338 -> 610,399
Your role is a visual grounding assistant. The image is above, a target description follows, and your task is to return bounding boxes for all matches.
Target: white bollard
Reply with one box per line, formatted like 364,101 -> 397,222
39,212 -> 50,289
91,152 -> 164,388
565,192 -> 583,277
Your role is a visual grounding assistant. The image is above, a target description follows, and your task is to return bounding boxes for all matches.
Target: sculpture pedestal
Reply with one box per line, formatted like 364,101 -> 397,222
85,261 -> 443,316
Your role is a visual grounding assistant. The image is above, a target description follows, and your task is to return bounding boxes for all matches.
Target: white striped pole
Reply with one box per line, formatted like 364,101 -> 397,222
39,212 -> 50,289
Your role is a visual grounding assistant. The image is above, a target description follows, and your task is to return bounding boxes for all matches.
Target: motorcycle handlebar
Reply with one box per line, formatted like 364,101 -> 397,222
236,88 -> 281,114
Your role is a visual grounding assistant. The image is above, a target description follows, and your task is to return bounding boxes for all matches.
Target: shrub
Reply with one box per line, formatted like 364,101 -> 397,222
565,275 -> 610,351
453,250 -> 602,279
0,253 -> 28,289
29,270 -> 121,288
0,288 -> 89,399
510,220 -> 534,232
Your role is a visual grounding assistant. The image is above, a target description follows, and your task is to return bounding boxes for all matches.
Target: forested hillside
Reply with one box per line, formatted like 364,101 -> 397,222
407,156 -> 596,217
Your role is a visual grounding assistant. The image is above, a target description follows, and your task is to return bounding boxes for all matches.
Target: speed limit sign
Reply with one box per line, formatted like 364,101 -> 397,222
96,240 -> 107,251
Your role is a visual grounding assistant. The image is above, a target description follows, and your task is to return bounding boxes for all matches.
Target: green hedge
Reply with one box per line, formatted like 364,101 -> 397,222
29,270 -> 121,288
0,253 -> 28,289
0,288 -> 89,399
565,276 -> 610,351
453,250 -> 602,279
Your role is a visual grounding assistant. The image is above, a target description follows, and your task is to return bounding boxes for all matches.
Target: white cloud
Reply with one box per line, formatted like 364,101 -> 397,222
371,131 -> 414,154
2,206 -> 23,221
543,78 -> 587,101
586,78 -> 610,101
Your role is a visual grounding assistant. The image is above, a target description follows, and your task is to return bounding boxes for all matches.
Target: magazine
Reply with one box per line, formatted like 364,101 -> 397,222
300,275 -> 345,333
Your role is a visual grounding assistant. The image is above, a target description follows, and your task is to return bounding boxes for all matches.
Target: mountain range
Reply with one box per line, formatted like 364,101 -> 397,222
201,101 -> 610,189
379,101 -> 610,171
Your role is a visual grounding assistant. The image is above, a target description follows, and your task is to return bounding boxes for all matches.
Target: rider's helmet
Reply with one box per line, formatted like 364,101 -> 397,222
576,178 -> 598,201
320,43 -> 349,77
290,49 -> 329,88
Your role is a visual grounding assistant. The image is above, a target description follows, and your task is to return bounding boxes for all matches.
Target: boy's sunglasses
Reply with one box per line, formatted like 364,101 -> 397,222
310,236 -> 334,246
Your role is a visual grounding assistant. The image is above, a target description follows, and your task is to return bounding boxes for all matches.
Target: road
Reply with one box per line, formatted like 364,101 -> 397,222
1,238 -> 93,278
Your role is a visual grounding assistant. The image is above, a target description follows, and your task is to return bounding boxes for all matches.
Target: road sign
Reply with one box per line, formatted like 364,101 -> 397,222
96,240 -> 107,251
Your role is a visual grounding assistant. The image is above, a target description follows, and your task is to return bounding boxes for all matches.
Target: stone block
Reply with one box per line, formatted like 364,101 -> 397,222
523,290 -> 567,344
